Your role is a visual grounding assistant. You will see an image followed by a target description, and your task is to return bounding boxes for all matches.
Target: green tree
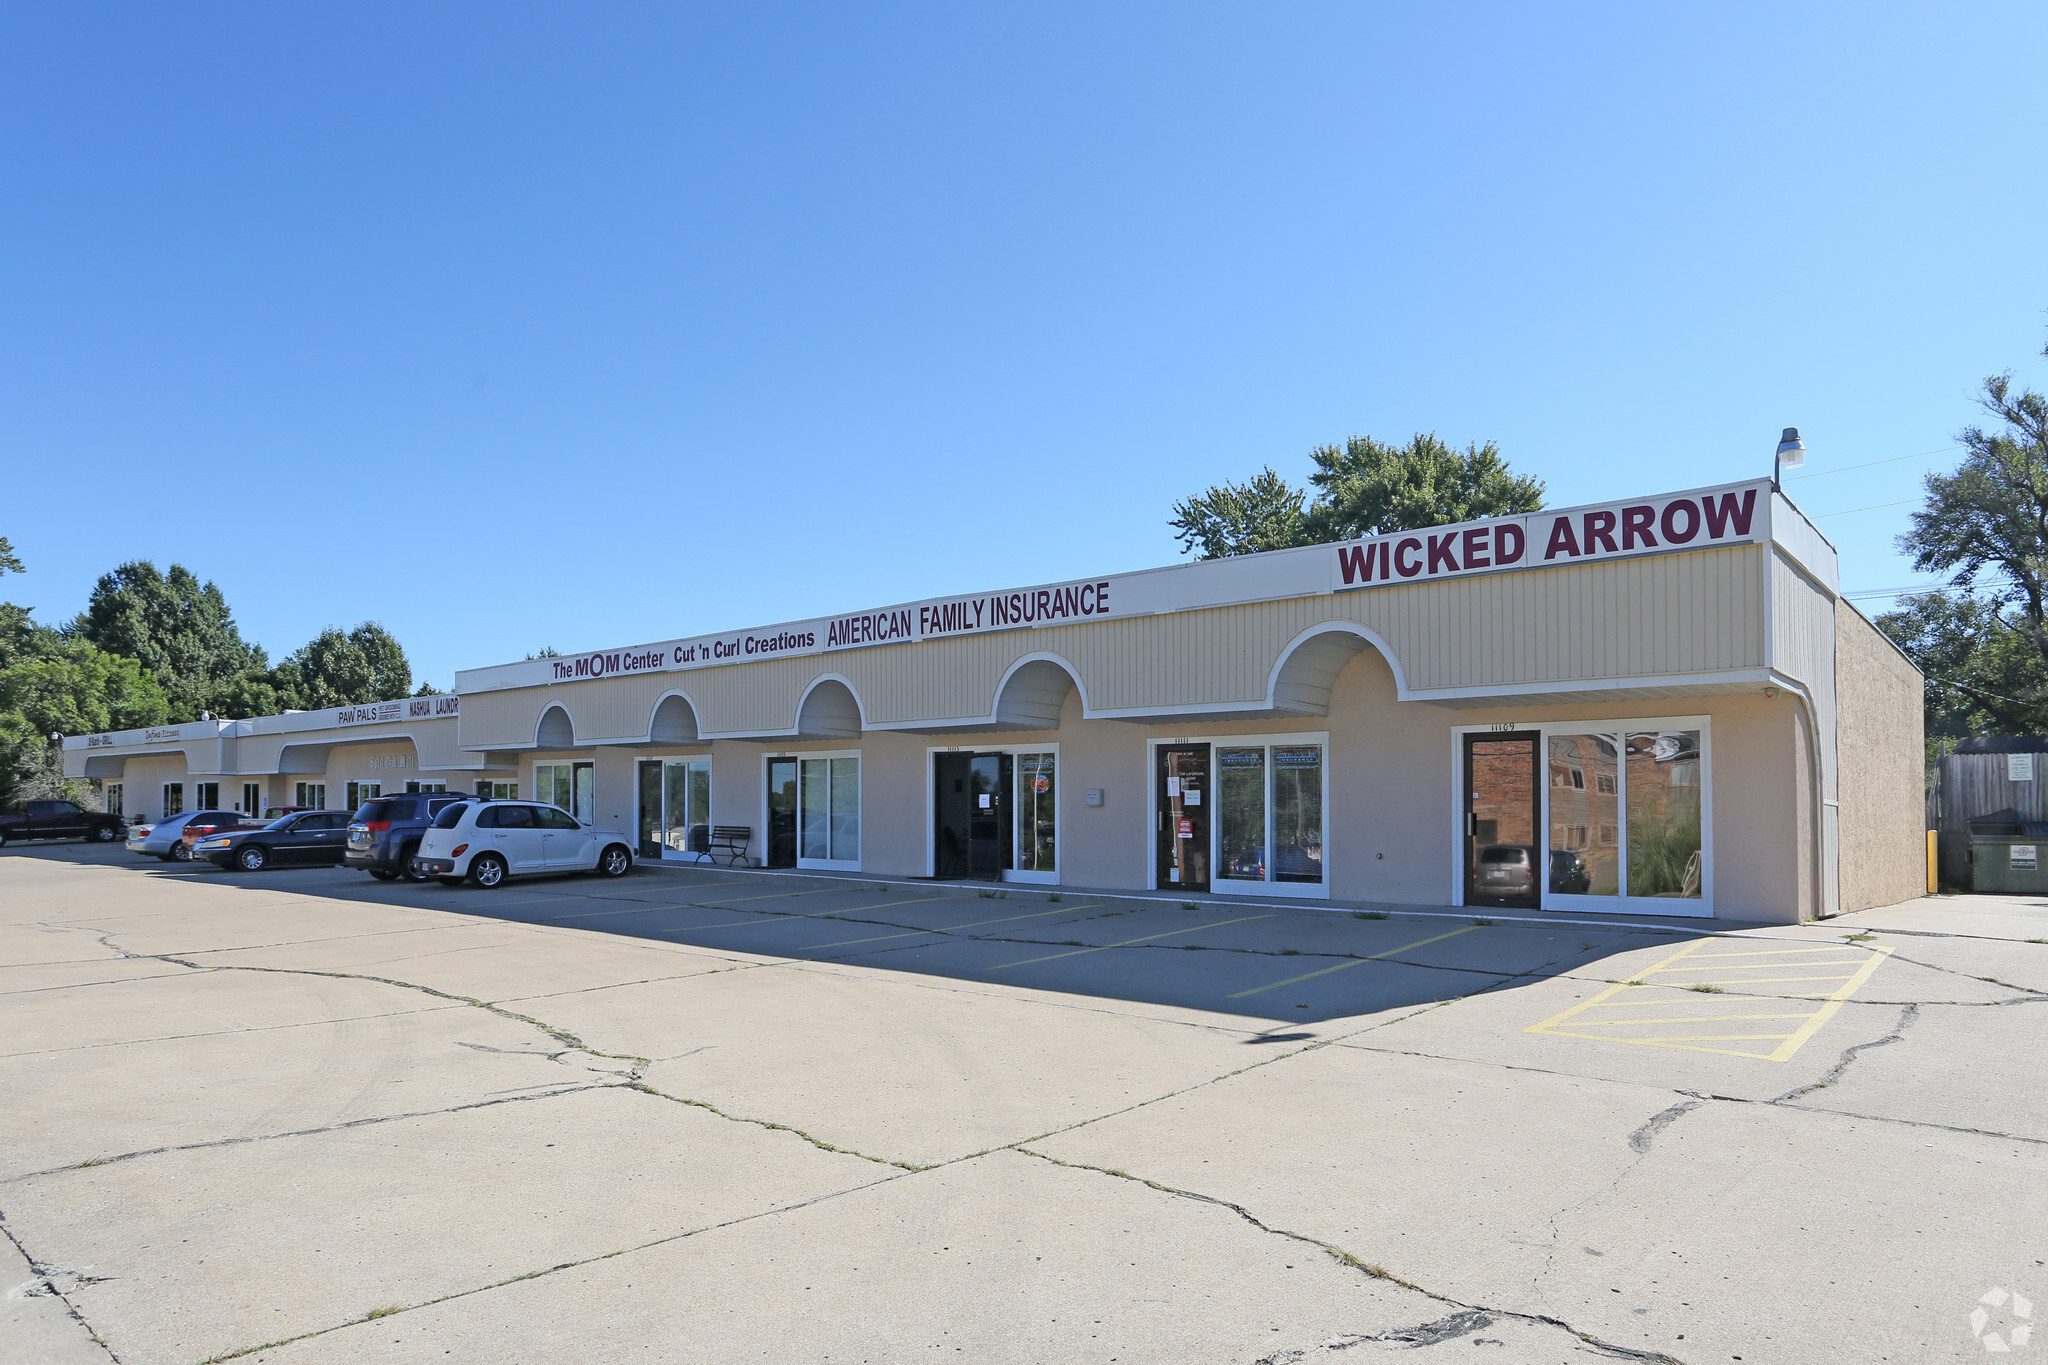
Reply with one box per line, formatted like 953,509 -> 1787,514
1898,338 -> 2048,676
1874,591 -> 2048,737
1169,433 -> 1546,560
0,639 -> 169,809
74,562 -> 266,721
1168,468 -> 1309,559
0,536 -> 23,577
1304,433 -> 1546,542
272,623 -> 413,709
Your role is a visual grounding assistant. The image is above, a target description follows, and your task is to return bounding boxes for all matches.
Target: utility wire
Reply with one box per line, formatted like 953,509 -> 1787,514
1813,498 -> 1918,517
1785,444 -> 1961,479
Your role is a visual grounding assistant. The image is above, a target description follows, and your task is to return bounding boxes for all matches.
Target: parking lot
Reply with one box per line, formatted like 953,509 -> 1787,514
5,843 -> 2046,1364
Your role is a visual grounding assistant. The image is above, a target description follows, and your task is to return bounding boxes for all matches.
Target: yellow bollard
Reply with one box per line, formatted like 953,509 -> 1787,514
1927,829 -> 1938,895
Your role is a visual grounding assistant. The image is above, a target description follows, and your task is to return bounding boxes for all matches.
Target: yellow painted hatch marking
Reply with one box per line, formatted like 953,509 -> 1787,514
805,903 -> 1101,949
989,915 -> 1272,970
1525,938 -> 1895,1061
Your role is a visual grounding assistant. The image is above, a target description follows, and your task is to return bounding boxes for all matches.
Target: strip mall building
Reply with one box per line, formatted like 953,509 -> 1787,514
65,479 -> 1925,923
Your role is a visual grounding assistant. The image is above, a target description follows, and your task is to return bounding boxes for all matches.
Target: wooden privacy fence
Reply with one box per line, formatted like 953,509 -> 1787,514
1930,751 -> 2048,886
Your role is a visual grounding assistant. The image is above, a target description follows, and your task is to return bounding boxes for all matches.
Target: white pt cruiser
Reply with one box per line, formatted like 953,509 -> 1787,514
413,800 -> 635,887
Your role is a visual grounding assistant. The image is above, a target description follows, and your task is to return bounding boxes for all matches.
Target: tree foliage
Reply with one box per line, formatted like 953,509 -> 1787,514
1169,433 -> 1546,560
1169,468 -> 1308,559
74,562 -> 266,722
271,623 -> 413,710
1874,591 -> 2048,737
1885,334 -> 2048,737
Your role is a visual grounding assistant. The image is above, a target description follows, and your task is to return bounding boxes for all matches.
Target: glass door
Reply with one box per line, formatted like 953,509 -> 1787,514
1015,753 -> 1056,875
798,756 -> 859,868
637,761 -> 662,858
968,754 -> 1013,880
766,759 -> 798,867
662,759 -> 711,860
1155,744 -> 1211,893
1464,732 -> 1540,909
534,762 -> 595,824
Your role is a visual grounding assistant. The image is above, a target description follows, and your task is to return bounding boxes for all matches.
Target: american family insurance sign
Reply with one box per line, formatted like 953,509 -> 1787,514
455,480 -> 1775,692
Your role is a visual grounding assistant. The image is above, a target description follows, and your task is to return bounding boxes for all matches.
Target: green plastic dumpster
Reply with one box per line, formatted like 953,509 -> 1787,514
1966,809 -> 2048,893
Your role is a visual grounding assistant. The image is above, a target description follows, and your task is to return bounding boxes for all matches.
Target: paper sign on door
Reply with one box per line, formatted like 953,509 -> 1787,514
1178,818 -> 1193,838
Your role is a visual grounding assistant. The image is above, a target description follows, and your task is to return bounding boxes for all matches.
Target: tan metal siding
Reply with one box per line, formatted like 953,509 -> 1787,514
457,544 -> 1773,742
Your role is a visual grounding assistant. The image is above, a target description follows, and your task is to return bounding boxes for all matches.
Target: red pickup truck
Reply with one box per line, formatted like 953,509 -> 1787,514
0,799 -> 127,846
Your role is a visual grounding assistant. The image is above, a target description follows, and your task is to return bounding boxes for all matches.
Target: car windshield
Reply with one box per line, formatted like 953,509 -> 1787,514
430,803 -> 471,830
262,815 -> 297,831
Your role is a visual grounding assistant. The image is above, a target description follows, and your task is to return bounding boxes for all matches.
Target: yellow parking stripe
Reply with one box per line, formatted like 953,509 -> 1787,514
806,903 -> 1099,949
989,915 -> 1271,970
1525,938 -> 1894,1061
1226,926 -> 1480,999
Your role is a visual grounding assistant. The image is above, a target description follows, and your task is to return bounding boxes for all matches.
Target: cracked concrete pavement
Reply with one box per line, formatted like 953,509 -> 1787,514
3,844 -> 2045,1363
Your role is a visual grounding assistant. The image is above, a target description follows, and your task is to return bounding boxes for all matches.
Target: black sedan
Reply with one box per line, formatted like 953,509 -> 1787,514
195,811 -> 354,872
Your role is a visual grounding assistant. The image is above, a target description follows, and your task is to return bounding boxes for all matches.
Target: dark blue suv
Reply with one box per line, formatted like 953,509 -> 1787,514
345,793 -> 472,881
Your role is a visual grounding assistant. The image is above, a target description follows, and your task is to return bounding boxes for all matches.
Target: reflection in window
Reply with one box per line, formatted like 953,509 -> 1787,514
663,759 -> 712,858
1625,731 -> 1703,898
1213,743 -> 1325,886
1218,748 -> 1266,881
1272,746 -> 1324,883
1547,735 -> 1618,895
1017,753 -> 1056,872
801,756 -> 860,863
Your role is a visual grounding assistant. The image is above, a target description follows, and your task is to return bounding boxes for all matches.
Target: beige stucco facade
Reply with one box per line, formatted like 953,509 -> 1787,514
66,479 -> 1923,924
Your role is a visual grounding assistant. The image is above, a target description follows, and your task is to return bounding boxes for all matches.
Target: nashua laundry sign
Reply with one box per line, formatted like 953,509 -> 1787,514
456,480 -> 1775,693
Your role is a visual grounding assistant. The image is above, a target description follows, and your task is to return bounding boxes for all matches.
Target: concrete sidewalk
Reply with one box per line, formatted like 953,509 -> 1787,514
4,841 -> 2045,1364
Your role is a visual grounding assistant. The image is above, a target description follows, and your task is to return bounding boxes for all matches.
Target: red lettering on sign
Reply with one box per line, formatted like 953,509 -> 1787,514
1495,523 -> 1525,565
1620,505 -> 1657,550
1702,489 -> 1757,538
1427,533 -> 1460,574
1394,537 -> 1424,578
1583,510 -> 1618,554
1338,543 -> 1374,584
1462,527 -> 1491,569
1543,518 -> 1580,560
1661,498 -> 1701,543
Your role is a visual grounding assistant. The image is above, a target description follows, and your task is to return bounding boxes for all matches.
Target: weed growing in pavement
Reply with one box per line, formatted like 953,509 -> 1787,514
1471,917 -> 1495,927
1280,948 -> 1302,956
1060,940 -> 1085,946
1687,984 -> 1725,993
366,1306 -> 403,1320
977,889 -> 999,899
1843,932 -> 1876,942
1353,910 -> 1387,920
1578,941 -> 1596,951
1047,893 -> 1063,902
1181,902 -> 1198,911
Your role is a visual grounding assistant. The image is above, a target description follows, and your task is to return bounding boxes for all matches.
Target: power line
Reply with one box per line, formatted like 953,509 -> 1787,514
1785,444 -> 1961,480
1813,498 -> 1918,517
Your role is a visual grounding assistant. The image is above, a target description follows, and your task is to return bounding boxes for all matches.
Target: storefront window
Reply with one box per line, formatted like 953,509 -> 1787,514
163,782 -> 183,817
662,759 -> 712,859
1547,735 -> 1618,895
1016,753 -> 1056,872
801,756 -> 860,864
294,782 -> 326,810
106,784 -> 123,816
194,782 -> 219,811
1271,746 -> 1324,883
1625,731 -> 1703,899
1211,742 -> 1325,888
534,763 -> 594,824
346,781 -> 381,813
476,779 -> 518,800
1218,748 -> 1266,881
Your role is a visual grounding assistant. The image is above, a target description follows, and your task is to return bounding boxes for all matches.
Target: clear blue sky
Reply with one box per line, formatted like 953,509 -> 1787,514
4,5 -> 2045,691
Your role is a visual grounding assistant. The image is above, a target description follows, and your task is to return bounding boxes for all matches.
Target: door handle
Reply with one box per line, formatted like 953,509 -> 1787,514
1465,812 -> 1477,836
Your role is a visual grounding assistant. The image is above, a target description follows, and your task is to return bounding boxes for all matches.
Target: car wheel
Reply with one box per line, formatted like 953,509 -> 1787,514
596,844 -> 632,878
237,845 -> 269,873
0,829 -> 9,847
368,868 -> 396,881
437,876 -> 465,888
398,844 -> 427,882
93,824 -> 119,842
469,853 -> 507,888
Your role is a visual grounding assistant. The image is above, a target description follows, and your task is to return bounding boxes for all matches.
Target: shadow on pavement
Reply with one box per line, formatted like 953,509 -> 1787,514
8,842 -> 1717,1025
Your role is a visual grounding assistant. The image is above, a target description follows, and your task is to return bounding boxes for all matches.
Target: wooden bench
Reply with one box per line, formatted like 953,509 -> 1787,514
707,826 -> 752,867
